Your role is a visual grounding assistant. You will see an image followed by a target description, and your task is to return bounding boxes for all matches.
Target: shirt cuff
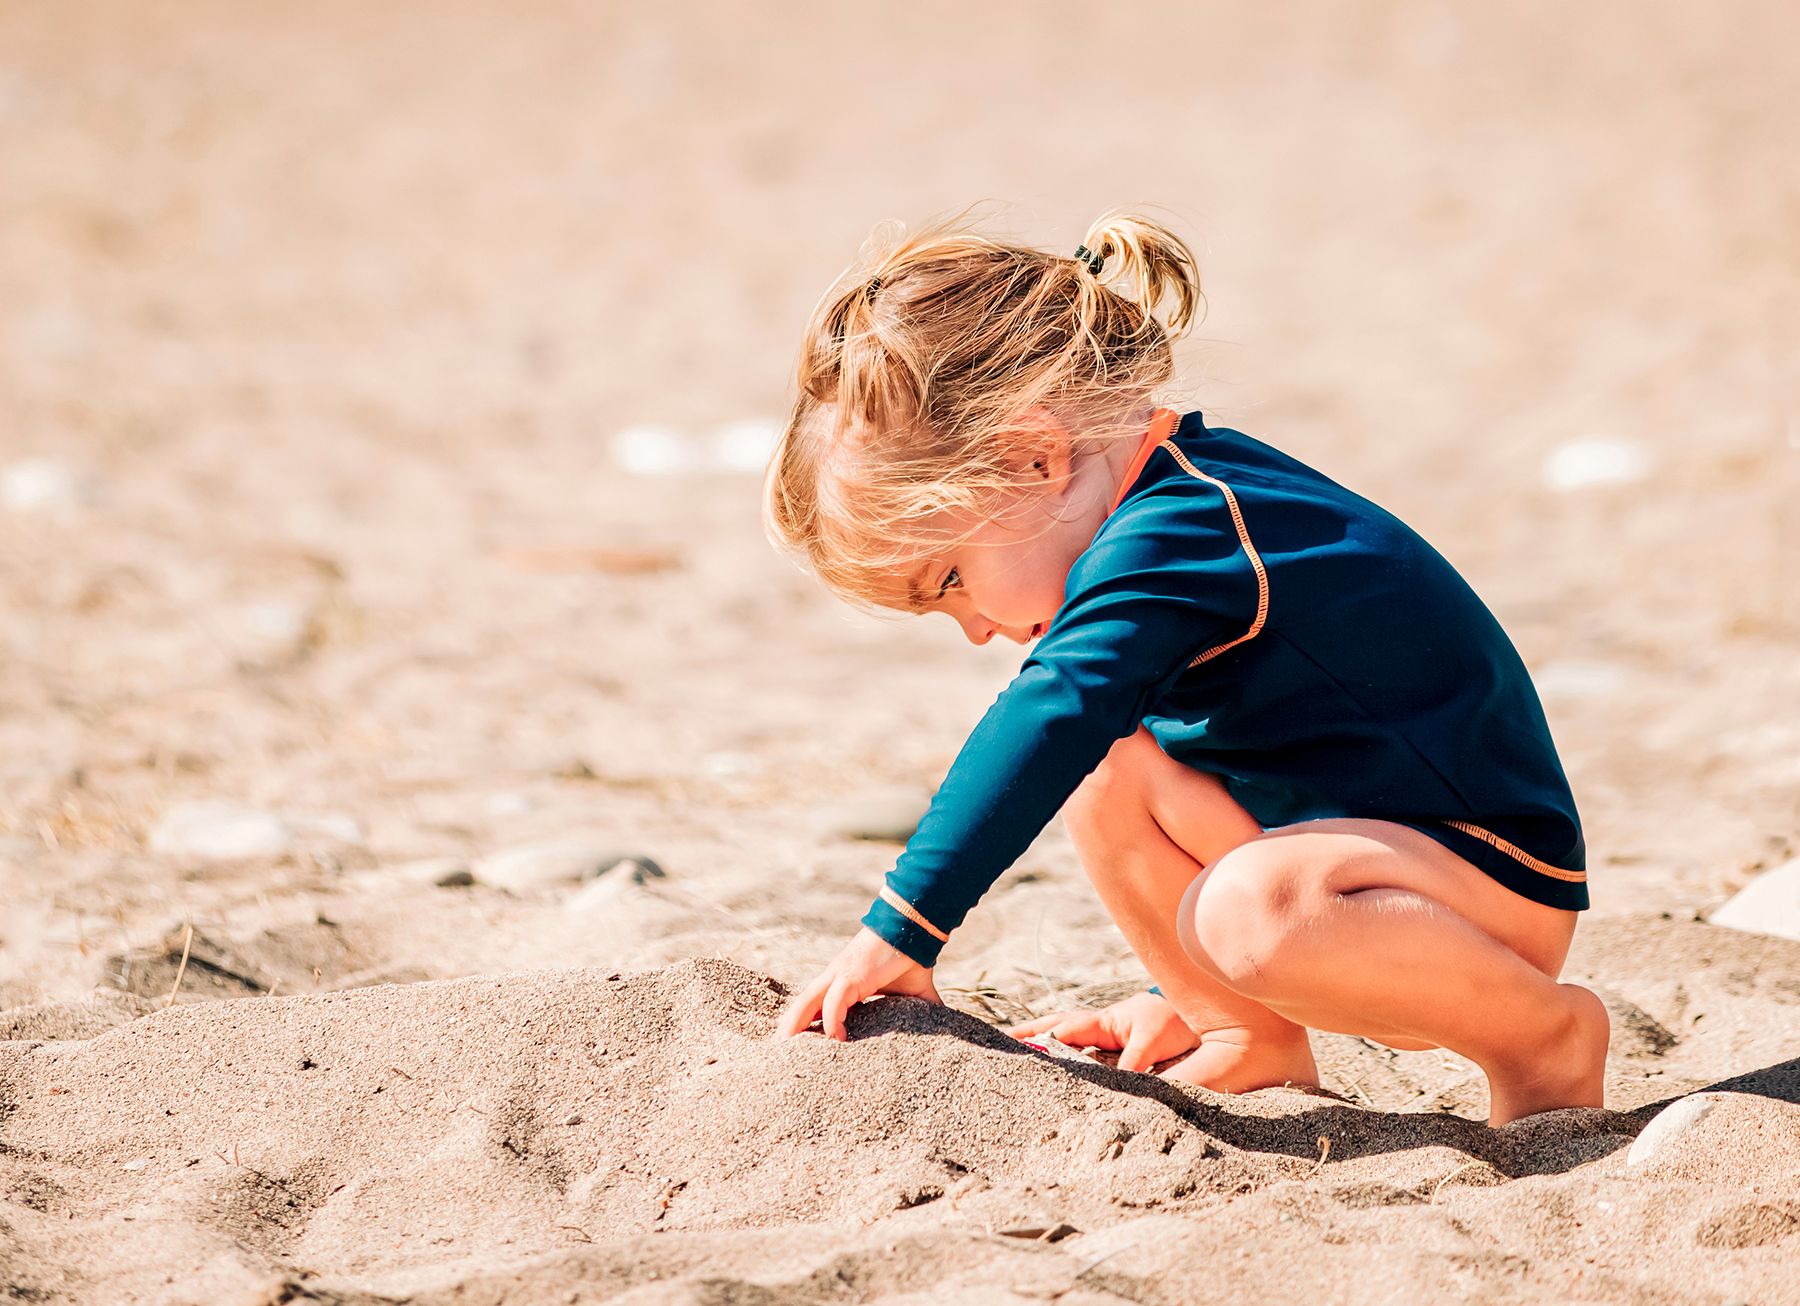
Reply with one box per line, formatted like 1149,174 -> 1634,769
861,896 -> 946,969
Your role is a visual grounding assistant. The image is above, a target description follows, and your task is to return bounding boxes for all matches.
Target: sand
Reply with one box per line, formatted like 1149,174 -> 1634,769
4,925 -> 1800,1302
3,2 -> 1798,1302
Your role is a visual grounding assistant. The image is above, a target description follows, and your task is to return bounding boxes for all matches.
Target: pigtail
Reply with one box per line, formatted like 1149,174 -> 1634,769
822,261 -> 933,442
767,207 -> 1204,609
1078,211 -> 1204,338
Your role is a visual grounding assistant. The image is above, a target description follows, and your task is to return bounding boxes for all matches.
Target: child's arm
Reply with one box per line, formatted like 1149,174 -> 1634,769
776,486 -> 1262,1039
861,488 -> 1263,969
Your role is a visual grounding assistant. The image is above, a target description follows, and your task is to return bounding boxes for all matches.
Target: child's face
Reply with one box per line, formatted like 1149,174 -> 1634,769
892,474 -> 1107,647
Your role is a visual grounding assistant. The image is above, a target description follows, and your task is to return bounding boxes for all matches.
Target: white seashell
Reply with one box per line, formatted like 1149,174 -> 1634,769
1626,1094 -> 1719,1168
1708,857 -> 1800,943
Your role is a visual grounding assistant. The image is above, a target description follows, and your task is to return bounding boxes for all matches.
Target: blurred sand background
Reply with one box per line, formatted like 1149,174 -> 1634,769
2,3 -> 1798,1302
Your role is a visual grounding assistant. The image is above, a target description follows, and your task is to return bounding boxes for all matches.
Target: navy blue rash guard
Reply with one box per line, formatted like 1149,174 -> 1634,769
862,408 -> 1587,969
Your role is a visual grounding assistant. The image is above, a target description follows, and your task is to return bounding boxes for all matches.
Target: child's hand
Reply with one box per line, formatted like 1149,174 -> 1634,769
1004,990 -> 1200,1073
774,927 -> 943,1041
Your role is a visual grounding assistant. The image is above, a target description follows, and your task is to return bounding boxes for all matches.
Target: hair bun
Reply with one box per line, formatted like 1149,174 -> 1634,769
1076,212 -> 1202,337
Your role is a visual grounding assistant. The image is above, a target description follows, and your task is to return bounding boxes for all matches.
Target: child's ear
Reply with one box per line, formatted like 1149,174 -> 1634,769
1013,405 -> 1076,490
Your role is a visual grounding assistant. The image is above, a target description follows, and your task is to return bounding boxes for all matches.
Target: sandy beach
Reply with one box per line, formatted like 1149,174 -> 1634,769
3,3 -> 1797,1302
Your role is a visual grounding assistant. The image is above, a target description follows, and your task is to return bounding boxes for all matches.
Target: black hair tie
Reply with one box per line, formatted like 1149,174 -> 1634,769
1072,244 -> 1104,275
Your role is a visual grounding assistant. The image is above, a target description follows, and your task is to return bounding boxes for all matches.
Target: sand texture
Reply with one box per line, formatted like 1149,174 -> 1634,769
3,2 -> 1798,1302
4,925 -> 1800,1303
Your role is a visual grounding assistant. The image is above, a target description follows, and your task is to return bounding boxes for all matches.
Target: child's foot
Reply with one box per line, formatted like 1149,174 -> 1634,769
1486,983 -> 1610,1127
1159,1025 -> 1320,1095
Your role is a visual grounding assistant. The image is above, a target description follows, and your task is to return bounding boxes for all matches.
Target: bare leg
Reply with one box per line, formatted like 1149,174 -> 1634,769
1062,729 -> 1318,1092
1183,819 -> 1608,1126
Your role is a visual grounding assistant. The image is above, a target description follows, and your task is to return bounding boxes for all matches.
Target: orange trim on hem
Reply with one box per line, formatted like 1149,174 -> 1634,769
1440,819 -> 1587,883
879,885 -> 950,942
1105,407 -> 1181,515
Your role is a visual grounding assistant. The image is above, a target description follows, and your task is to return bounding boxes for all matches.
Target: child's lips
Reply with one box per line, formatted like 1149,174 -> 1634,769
1030,622 -> 1045,639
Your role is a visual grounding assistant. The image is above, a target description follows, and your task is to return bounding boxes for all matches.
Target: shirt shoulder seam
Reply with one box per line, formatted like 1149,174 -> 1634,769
1154,439 -> 1272,668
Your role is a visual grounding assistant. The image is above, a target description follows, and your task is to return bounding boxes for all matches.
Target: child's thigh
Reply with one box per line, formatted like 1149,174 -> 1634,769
1179,818 -> 1578,981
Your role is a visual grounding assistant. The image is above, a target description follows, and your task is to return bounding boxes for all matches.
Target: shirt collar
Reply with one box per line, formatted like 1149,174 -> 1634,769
1104,407 -> 1181,516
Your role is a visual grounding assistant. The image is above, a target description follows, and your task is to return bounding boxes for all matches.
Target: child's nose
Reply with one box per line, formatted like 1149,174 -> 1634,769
956,612 -> 996,645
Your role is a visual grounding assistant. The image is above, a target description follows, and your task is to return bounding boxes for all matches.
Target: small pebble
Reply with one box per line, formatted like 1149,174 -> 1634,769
1541,437 -> 1651,491
818,788 -> 934,843
1,458 -> 100,512
592,855 -> 665,884
710,418 -> 779,472
121,1159 -> 149,1172
388,858 -> 476,889
149,801 -> 295,860
1533,659 -> 1627,701
700,751 -> 761,780
474,840 -> 636,893
1708,857 -> 1800,943
611,425 -> 694,477
284,813 -> 364,845
231,600 -> 315,662
566,859 -> 666,913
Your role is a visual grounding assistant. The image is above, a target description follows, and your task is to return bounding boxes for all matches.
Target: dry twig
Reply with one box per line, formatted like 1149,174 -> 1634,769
1307,1134 -> 1332,1178
1431,1161 -> 1489,1203
165,923 -> 195,1008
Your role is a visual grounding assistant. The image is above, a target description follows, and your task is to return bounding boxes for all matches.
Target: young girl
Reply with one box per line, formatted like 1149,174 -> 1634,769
764,211 -> 1609,1127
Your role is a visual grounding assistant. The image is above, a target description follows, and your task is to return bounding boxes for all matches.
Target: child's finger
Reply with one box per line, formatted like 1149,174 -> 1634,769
820,976 -> 856,1042
774,975 -> 830,1039
1049,1011 -> 1118,1049
1116,1029 -> 1157,1073
1003,1011 -> 1072,1037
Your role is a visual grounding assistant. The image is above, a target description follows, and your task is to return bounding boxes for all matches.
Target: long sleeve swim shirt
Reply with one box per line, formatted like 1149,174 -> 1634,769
862,408 -> 1587,969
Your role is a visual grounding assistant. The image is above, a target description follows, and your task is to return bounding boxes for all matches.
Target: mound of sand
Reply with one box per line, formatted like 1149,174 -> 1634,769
5,918 -> 1799,1304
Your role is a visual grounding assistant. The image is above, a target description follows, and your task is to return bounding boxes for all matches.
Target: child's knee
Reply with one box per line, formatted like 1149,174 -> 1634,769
1178,843 -> 1311,996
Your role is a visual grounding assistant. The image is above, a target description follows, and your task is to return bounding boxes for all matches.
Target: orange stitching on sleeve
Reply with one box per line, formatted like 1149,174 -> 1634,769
879,885 -> 951,942
1441,819 -> 1587,883
1156,441 -> 1270,668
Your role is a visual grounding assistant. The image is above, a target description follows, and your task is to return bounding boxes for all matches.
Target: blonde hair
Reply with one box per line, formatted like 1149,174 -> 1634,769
763,207 -> 1203,610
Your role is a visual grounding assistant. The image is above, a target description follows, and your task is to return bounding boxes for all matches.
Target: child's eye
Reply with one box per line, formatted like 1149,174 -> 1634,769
937,568 -> 962,598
